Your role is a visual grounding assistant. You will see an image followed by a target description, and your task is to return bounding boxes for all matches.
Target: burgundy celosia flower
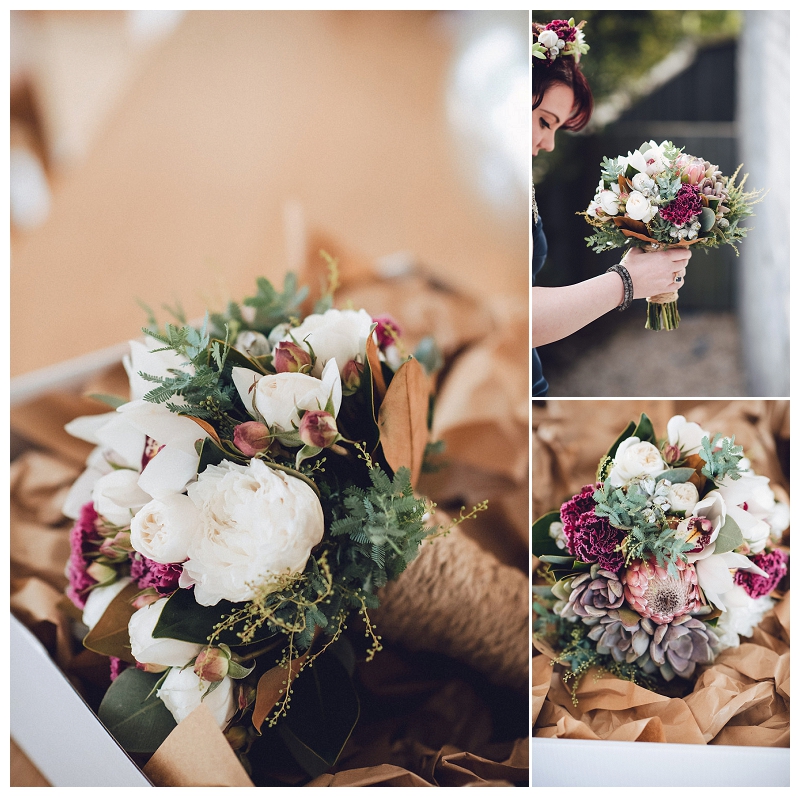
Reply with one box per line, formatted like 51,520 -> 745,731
659,184 -> 703,227
560,484 -> 600,550
129,553 -> 182,594
545,19 -> 577,43
734,549 -> 788,598
372,315 -> 402,349
570,510 -> 625,572
67,502 -> 102,610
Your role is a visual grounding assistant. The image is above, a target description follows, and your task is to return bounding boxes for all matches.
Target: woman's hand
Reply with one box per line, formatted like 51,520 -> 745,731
622,247 -> 692,299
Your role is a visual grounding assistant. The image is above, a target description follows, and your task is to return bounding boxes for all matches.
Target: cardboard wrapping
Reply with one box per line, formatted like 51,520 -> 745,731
532,400 -> 790,751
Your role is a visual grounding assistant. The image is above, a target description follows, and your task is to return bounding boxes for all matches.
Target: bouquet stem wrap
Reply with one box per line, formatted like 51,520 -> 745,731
645,290 -> 680,331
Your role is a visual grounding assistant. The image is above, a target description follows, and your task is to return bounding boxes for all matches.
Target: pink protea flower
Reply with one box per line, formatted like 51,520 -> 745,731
734,549 -> 788,598
622,557 -> 700,625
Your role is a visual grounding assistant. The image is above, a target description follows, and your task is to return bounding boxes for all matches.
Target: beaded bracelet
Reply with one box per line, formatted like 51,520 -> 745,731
606,263 -> 633,311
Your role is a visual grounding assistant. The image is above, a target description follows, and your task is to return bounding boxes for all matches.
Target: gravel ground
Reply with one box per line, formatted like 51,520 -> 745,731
539,310 -> 746,397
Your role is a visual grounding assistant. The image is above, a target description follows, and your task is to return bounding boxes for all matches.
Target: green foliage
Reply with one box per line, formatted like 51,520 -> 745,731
532,511 -> 563,557
699,433 -> 744,483
599,156 -> 622,185
583,222 -> 629,253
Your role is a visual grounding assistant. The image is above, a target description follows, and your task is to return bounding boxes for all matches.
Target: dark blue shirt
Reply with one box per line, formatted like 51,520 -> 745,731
532,214 -> 548,397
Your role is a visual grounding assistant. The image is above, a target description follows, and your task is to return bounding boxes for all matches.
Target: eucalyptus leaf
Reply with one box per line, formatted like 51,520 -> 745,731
656,467 -> 696,484
531,511 -> 562,557
713,514 -> 743,555
277,652 -> 359,779
98,668 -> 176,754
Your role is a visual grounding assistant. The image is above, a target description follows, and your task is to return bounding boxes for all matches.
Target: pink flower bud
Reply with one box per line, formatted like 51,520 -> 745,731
131,591 -> 161,610
373,315 -> 402,349
273,341 -> 312,373
86,561 -> 117,584
237,682 -> 257,710
662,443 -> 681,465
233,422 -> 271,457
299,410 -> 339,449
194,647 -> 230,682
342,359 -> 364,394
136,661 -> 168,674
98,530 -> 132,559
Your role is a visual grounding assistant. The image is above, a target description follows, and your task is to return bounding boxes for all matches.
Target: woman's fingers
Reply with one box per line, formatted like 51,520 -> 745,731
669,248 -> 692,263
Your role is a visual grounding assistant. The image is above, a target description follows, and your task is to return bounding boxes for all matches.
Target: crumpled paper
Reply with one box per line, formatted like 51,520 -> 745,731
10,234 -> 530,786
532,400 -> 790,748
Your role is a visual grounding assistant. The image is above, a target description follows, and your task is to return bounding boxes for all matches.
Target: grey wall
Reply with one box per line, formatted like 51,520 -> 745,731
737,11 -> 790,396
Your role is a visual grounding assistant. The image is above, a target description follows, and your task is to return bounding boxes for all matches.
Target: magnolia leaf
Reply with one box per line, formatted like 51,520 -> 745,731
83,581 -> 141,663
251,650 -> 310,732
98,668 -> 177,753
656,467 -> 696,484
377,357 -> 429,487
365,334 -> 387,403
683,453 -> 708,493
185,416 -> 221,445
532,511 -> 563,557
632,413 -> 655,445
277,652 -> 359,778
538,555 -> 576,567
713,515 -> 743,555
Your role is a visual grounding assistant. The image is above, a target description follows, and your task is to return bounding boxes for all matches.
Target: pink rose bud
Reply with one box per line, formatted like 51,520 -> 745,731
299,410 -> 339,449
342,359 -> 364,394
194,647 -> 230,682
373,315 -> 402,349
663,444 -> 681,465
233,422 -> 272,457
224,725 -> 249,751
131,591 -> 161,610
99,530 -> 132,559
273,340 -> 312,373
237,682 -> 257,710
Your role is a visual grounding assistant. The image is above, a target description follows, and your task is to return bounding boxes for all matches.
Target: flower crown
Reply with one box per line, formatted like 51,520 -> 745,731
532,18 -> 589,65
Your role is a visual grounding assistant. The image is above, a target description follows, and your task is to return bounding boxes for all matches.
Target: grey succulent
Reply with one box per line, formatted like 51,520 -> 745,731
560,565 -> 624,621
585,609 -> 654,666
648,615 -> 718,681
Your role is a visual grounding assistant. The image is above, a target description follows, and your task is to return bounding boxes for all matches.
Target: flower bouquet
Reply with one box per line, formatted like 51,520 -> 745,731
582,140 -> 764,330
533,412 -> 789,702
61,266 -> 475,779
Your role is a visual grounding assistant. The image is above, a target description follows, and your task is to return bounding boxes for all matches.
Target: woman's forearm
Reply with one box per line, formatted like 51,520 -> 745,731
531,272 -> 624,347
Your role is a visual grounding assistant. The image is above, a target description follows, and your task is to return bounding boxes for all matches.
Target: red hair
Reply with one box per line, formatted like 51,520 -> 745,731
532,55 -> 593,132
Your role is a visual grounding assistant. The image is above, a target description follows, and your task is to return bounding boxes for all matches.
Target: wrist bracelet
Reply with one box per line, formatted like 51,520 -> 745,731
606,263 -> 633,311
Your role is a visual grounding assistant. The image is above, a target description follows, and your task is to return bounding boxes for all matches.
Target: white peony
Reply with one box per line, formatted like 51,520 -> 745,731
667,415 -> 709,457
92,469 -> 151,527
281,308 -> 374,378
231,359 -> 342,446
608,438 -> 667,487
82,577 -> 132,630
179,459 -> 325,606
130,494 -> 200,564
712,587 -> 775,652
625,190 -> 656,223
128,597 -> 204,667
665,481 -> 699,515
598,190 -> 620,216
157,667 -> 236,729
631,172 -> 656,195
538,29 -> 559,49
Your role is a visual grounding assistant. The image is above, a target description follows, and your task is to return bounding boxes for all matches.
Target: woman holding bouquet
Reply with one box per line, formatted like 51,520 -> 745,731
531,19 -> 692,397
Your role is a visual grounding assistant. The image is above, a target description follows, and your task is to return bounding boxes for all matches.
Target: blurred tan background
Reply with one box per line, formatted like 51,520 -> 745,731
10,9 -> 529,378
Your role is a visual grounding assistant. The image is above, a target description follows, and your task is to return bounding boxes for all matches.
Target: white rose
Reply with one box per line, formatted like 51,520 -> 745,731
82,577 -> 132,630
232,359 -> 342,445
157,667 -> 236,729
608,438 -> 667,487
92,469 -> 152,527
130,494 -> 200,564
282,308 -> 374,378
625,191 -> 654,222
598,190 -> 620,216
667,415 -> 709,457
538,30 -> 559,49
665,481 -> 699,515
180,459 -> 325,606
631,172 -> 655,195
128,597 -> 204,666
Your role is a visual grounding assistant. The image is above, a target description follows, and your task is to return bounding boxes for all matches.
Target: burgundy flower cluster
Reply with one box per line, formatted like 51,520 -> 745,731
545,19 -> 577,43
129,553 -> 183,594
659,184 -> 703,227
67,502 -> 102,609
560,484 -> 625,572
734,549 -> 788,599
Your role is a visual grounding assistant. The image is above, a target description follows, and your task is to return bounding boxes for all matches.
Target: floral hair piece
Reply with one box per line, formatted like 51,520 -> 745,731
532,18 -> 589,65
